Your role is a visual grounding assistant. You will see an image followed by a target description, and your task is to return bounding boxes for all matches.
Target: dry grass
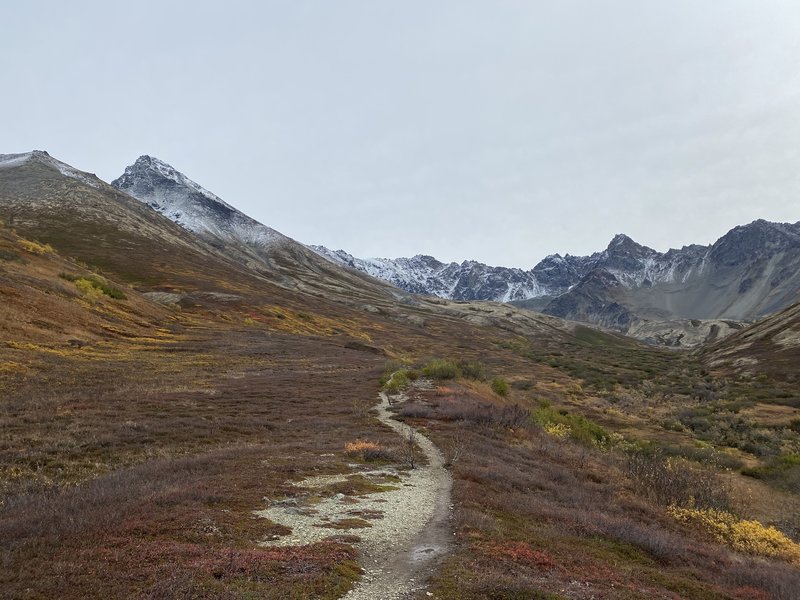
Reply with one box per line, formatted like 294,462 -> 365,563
0,326 -> 401,599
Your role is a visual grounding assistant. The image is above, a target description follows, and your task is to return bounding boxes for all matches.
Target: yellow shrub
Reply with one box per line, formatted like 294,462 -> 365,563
544,422 -> 571,438
668,506 -> 800,565
75,278 -> 104,302
20,240 -> 54,255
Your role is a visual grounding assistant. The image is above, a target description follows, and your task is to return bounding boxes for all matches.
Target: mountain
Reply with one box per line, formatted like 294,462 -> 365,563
310,247 -> 551,302
112,155 -> 291,249
313,221 -> 800,343
0,150 -> 425,339
110,155 -> 406,303
0,151 -> 238,289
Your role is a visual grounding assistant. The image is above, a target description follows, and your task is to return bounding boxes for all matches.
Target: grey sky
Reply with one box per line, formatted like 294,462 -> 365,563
3,1 -> 800,268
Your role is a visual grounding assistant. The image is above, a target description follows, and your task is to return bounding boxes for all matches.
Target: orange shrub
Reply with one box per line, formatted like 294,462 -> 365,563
344,439 -> 382,456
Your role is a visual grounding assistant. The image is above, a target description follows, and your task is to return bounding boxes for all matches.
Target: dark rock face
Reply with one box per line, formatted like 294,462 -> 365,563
544,269 -> 636,330
531,254 -> 593,290
602,234 -> 659,272
709,220 -> 800,268
543,220 -> 800,328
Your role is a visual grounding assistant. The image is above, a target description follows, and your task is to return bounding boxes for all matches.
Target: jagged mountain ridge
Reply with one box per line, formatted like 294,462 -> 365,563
311,234 -> 715,304
309,247 -> 553,302
313,220 -> 800,332
545,220 -> 800,329
6,150 -> 797,346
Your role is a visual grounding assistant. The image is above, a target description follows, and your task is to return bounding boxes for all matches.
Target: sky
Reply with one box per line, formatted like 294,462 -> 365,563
3,1 -> 800,268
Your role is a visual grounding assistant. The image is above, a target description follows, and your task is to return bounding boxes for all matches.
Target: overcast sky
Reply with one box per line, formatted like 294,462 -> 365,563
3,1 -> 800,267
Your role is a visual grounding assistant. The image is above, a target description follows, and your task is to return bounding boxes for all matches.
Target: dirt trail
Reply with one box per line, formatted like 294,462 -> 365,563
256,385 -> 452,599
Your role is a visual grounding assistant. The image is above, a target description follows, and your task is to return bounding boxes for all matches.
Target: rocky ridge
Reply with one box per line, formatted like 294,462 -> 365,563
312,221 -> 800,342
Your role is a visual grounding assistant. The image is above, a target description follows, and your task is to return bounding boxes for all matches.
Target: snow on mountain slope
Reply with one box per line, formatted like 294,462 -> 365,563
311,220 -> 800,328
112,156 -> 289,248
309,246 -> 551,301
112,156 -> 409,301
0,151 -> 102,189
310,233 -> 701,304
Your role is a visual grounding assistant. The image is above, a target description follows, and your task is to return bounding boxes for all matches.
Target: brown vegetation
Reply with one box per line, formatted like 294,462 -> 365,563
1,164 -> 799,598
398,382 -> 800,599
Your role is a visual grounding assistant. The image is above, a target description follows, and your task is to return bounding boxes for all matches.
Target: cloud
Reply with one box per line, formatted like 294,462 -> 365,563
3,1 -> 800,267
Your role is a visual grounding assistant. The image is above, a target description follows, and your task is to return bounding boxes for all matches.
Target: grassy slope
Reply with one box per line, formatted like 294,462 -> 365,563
1,165 -> 799,598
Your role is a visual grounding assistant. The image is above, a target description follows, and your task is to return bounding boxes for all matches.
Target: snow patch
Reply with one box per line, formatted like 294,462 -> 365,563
112,156 -> 288,249
0,151 -> 101,188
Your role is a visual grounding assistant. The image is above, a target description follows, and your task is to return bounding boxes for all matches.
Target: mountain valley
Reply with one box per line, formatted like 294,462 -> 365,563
1,151 -> 799,599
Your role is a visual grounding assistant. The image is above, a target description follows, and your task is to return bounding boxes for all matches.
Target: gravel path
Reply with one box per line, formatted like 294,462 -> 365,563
256,386 -> 453,599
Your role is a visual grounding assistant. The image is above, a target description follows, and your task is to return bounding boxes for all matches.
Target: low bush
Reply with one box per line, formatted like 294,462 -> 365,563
544,423 -> 571,438
437,400 -> 530,429
741,454 -> 800,492
457,360 -> 487,381
532,401 -> 611,447
668,506 -> 800,565
20,240 -> 54,255
383,371 -> 410,395
75,278 -> 105,302
398,403 -> 435,419
344,439 -> 394,462
60,273 -> 127,300
625,451 -> 731,510
655,442 -> 744,470
422,359 -> 461,380
491,377 -> 509,397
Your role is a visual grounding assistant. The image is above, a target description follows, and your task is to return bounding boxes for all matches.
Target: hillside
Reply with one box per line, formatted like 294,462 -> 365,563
1,152 -> 799,599
703,300 -> 800,383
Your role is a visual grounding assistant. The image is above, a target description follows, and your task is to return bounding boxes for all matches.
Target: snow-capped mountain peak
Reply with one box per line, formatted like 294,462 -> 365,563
112,156 -> 287,248
117,155 -> 235,212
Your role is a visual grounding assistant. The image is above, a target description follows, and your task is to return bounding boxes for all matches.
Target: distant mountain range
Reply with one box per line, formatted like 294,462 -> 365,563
108,155 -> 800,345
3,150 -> 798,347
312,220 -> 800,344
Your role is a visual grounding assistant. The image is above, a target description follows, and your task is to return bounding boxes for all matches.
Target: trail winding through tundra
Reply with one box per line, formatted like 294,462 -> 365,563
256,385 -> 453,599
344,389 -> 453,599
